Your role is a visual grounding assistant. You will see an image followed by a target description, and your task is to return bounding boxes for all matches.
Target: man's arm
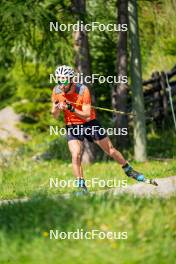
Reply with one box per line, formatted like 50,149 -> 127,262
73,104 -> 91,120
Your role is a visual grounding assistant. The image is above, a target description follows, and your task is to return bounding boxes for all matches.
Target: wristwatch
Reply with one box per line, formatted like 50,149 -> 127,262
66,102 -> 75,112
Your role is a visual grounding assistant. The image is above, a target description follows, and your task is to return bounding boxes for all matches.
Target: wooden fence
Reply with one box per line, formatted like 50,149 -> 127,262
126,65 -> 176,128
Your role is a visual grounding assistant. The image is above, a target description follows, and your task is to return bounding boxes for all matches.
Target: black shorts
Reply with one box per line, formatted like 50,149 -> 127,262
66,119 -> 107,142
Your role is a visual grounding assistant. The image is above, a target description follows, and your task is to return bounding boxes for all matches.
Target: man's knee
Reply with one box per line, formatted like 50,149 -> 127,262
71,152 -> 81,163
108,146 -> 116,157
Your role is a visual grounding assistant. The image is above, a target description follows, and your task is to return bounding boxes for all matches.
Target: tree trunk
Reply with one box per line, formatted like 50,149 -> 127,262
128,0 -> 147,161
112,0 -> 128,149
72,0 -> 96,164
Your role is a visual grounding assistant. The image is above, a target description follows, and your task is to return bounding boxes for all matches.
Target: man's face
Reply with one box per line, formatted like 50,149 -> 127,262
58,75 -> 72,93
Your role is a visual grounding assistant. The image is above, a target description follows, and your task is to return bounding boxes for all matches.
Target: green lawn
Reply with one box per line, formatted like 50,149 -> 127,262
0,129 -> 176,200
0,194 -> 175,264
0,132 -> 176,263
0,157 -> 176,199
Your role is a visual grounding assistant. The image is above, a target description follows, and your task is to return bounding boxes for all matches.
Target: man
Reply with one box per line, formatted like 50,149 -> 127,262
51,65 -> 156,192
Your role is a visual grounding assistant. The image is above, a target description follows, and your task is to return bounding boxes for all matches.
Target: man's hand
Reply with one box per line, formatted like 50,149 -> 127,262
55,101 -> 67,110
51,101 -> 66,119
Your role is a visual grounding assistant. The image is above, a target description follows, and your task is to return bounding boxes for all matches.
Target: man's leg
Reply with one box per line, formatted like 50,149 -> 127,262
95,136 -> 145,182
68,140 -> 83,178
95,136 -> 127,165
68,140 -> 87,191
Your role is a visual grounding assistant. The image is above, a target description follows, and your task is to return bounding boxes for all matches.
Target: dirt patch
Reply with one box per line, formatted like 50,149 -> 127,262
111,176 -> 176,197
0,107 -> 29,142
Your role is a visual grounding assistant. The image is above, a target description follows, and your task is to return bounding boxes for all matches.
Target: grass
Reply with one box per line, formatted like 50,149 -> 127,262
0,129 -> 175,200
0,156 -> 176,199
0,194 -> 175,264
0,130 -> 175,263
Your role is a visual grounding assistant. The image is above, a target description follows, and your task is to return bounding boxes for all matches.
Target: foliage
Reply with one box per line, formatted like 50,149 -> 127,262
138,0 -> 176,77
0,0 -> 176,133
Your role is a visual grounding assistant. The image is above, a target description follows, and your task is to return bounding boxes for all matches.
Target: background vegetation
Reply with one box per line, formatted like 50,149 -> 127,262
0,0 -> 176,135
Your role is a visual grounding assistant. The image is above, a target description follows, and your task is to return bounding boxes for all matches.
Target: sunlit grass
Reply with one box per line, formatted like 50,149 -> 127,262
0,156 -> 176,199
0,194 -> 175,263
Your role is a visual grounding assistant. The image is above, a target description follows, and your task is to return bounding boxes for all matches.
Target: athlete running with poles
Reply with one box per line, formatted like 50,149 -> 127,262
51,65 -> 157,193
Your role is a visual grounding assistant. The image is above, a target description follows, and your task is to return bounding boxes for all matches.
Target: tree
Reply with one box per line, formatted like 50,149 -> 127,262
128,0 -> 147,161
0,0 -> 74,130
72,0 -> 96,163
112,0 -> 128,149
